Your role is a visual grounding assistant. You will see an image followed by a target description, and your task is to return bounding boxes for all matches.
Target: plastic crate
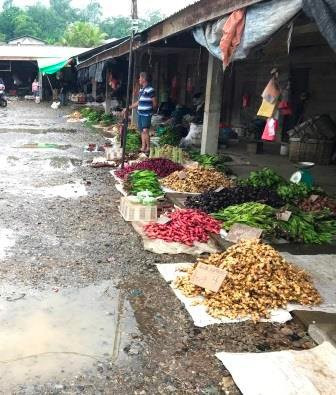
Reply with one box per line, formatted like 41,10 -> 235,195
119,197 -> 157,222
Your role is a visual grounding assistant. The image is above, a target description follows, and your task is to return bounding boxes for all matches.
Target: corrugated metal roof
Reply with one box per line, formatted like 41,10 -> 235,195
0,45 -> 90,61
77,0 -> 265,69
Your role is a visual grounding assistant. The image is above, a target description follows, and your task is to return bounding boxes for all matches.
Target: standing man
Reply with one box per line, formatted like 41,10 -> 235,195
127,72 -> 157,153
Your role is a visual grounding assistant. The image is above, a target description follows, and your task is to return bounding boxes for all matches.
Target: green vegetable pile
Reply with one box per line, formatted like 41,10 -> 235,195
100,113 -> 117,126
86,110 -> 104,125
79,107 -> 95,118
126,131 -> 141,153
277,183 -> 314,202
188,152 -> 233,174
125,170 -> 163,197
159,128 -> 181,147
277,210 -> 336,244
242,168 -> 284,188
213,202 -> 277,235
79,108 -> 117,127
212,202 -> 336,244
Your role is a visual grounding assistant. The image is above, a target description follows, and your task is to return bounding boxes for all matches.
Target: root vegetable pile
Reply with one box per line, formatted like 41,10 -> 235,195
144,209 -> 221,246
175,239 -> 321,321
161,167 -> 235,193
115,158 -> 183,180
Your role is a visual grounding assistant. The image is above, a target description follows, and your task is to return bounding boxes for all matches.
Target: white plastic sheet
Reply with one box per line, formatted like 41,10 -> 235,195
157,252 -> 336,327
216,342 -> 336,395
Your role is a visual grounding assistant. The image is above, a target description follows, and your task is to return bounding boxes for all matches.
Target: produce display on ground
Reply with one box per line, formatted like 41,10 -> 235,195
276,183 -> 315,202
213,202 -> 277,236
144,209 -> 221,246
299,195 -> 336,214
149,145 -> 189,164
185,186 -> 284,213
78,108 -> 117,127
126,131 -> 141,153
188,152 -> 233,174
115,158 -> 183,180
242,168 -> 284,188
161,167 -> 235,193
124,170 -> 163,197
212,202 -> 336,244
158,128 -> 181,146
174,239 -> 322,321
277,210 -> 336,244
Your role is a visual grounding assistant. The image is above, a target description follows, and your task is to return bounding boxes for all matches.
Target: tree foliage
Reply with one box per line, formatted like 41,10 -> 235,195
61,22 -> 107,48
0,1 -> 164,47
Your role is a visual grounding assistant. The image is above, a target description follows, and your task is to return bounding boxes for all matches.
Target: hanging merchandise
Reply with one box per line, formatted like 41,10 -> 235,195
220,9 -> 246,66
262,118 -> 278,141
186,77 -> 193,93
257,99 -> 277,118
262,76 -> 281,104
242,93 -> 250,108
171,76 -> 178,101
278,83 -> 293,115
278,100 -> 293,116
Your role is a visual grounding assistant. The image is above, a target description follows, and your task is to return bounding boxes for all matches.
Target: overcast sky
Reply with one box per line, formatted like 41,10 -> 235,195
6,0 -> 197,18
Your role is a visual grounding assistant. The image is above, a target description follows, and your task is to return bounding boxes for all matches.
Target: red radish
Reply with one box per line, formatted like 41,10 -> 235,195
144,209 -> 221,246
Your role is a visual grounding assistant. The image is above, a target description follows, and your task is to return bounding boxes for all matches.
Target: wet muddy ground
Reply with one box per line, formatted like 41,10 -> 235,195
0,101 -> 320,394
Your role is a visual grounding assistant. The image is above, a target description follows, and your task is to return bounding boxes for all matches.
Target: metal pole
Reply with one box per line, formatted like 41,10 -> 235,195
121,0 -> 138,169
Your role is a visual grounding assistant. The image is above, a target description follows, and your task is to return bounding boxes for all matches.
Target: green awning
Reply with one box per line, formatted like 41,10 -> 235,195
38,58 -> 69,75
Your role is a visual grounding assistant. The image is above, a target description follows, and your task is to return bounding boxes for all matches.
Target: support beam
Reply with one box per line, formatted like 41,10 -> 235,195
92,79 -> 97,101
105,70 -> 112,115
201,54 -> 223,155
131,51 -> 139,126
38,72 -> 43,101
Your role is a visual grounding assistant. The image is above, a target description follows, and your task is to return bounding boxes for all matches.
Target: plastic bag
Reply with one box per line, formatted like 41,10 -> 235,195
262,77 -> 280,104
257,99 -> 277,118
262,118 -> 278,141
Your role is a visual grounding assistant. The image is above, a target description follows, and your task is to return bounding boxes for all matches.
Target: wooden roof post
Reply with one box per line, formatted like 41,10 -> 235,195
201,54 -> 223,154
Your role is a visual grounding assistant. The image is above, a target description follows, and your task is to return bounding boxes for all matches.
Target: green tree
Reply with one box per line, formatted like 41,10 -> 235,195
26,3 -> 62,43
13,14 -> 41,38
0,6 -> 23,40
79,0 -> 102,24
100,11 -> 164,39
2,0 -> 14,10
61,22 -> 107,47
100,16 -> 132,39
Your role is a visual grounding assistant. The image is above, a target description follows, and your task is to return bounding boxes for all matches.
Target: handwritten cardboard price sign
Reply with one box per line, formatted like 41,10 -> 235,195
226,223 -> 263,243
190,263 -> 227,293
276,210 -> 292,222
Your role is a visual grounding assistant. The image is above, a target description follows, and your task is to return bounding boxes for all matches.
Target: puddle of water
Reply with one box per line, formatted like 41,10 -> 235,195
0,229 -> 15,260
0,282 -> 137,390
38,181 -> 88,199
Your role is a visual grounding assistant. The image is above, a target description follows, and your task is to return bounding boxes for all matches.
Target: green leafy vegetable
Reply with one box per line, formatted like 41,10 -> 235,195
277,210 -> 336,244
213,202 -> 277,235
159,128 -> 180,147
126,131 -> 141,153
242,168 -> 284,188
125,170 -> 163,197
277,183 -> 314,202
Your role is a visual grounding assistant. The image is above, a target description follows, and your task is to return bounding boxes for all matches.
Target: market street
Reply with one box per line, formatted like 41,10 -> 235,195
0,101 -> 334,394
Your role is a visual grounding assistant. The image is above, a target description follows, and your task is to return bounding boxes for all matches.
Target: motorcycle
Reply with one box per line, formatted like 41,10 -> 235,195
0,83 -> 7,107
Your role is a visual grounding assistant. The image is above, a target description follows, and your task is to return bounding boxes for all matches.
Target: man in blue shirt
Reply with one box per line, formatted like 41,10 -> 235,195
128,72 -> 157,153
